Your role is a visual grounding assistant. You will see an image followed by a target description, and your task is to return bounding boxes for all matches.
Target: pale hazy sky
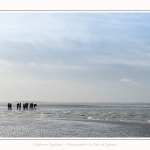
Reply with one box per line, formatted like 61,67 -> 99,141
0,12 -> 150,103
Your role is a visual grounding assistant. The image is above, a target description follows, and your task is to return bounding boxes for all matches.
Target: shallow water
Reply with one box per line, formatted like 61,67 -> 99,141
1,103 -> 150,123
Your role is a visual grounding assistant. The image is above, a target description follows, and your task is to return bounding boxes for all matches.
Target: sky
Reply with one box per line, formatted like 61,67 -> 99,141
0,12 -> 150,103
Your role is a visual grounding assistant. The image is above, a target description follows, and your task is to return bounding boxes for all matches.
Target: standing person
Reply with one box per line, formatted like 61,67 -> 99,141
10,103 -> 12,110
17,103 -> 19,110
19,103 -> 21,110
34,104 -> 37,110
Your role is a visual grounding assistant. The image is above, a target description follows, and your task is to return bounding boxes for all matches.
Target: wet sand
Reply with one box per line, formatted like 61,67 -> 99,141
0,118 -> 150,137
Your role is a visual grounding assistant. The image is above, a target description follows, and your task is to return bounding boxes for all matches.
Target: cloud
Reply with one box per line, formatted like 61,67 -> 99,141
120,79 -> 131,82
0,12 -> 150,68
0,60 -> 13,73
120,79 -> 139,85
28,63 -> 35,66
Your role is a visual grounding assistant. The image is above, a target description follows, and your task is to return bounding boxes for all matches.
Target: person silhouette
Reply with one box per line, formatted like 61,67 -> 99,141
10,103 -> 12,110
34,104 -> 37,110
19,103 -> 21,110
17,103 -> 19,110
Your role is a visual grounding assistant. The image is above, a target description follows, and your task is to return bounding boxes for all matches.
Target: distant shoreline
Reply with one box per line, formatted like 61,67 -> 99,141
1,101 -> 150,105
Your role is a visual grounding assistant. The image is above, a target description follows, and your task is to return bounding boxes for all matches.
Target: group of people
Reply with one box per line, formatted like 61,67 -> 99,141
23,103 -> 37,110
8,102 -> 37,110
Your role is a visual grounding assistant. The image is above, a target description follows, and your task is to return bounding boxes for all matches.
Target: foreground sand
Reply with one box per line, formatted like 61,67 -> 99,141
0,118 -> 150,137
